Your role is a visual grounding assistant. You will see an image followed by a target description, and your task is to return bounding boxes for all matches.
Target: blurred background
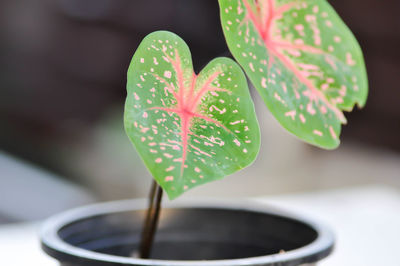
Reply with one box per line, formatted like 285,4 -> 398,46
1,0 -> 399,224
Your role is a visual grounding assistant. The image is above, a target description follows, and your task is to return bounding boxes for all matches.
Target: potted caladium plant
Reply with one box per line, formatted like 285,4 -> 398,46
41,0 -> 368,265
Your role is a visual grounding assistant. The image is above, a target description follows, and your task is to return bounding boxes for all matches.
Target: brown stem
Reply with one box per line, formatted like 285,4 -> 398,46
139,180 -> 163,259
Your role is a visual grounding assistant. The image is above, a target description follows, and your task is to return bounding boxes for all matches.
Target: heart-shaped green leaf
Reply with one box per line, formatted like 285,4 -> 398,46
125,31 -> 260,199
219,0 -> 368,149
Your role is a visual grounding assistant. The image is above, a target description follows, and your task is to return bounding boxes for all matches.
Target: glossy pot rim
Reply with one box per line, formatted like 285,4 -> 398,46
40,199 -> 335,266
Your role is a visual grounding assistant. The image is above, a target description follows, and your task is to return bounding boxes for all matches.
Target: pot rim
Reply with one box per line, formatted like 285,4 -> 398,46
40,198 -> 334,266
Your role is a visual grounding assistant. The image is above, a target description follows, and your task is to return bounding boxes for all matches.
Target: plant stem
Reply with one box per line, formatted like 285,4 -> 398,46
139,180 -> 163,259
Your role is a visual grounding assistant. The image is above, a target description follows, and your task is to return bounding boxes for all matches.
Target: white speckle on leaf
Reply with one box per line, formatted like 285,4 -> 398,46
164,71 -> 172,78
261,78 -> 267,88
234,139 -> 241,146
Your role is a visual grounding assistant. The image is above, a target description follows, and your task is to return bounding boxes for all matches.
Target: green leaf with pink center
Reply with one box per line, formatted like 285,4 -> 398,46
125,31 -> 260,199
219,0 -> 368,149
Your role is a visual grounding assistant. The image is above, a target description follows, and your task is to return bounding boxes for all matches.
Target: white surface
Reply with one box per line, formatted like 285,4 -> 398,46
0,222 -> 57,266
257,185 -> 400,266
0,185 -> 399,266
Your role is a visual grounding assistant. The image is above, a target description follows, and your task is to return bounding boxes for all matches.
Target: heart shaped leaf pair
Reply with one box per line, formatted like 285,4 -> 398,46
125,31 -> 260,199
219,0 -> 368,149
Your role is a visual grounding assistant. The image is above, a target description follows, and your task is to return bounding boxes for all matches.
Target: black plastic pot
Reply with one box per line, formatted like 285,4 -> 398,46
40,199 -> 334,266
